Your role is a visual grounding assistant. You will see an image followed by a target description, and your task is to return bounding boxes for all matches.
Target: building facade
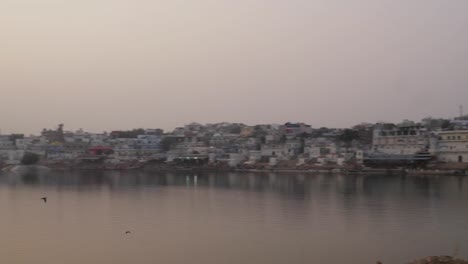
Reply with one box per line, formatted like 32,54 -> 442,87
436,130 -> 468,163
372,124 -> 429,155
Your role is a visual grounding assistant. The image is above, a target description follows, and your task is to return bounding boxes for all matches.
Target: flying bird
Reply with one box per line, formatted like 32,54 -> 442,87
125,231 -> 131,234
41,197 -> 47,203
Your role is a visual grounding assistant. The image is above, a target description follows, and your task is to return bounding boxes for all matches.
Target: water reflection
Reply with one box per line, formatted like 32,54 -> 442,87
0,170 -> 467,264
1,170 -> 467,222
1,170 -> 467,200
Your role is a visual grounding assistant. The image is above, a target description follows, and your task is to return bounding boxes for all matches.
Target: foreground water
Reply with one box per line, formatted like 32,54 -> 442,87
0,171 -> 467,264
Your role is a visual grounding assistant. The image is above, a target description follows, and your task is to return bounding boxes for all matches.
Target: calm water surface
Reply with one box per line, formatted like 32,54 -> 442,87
0,171 -> 467,264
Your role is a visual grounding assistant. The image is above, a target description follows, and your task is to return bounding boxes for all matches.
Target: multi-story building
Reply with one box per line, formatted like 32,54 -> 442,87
0,136 -> 14,149
16,137 -> 40,150
372,123 -> 429,155
260,144 -> 287,159
285,139 -> 303,158
110,135 -> 162,157
282,122 -> 312,138
436,130 -> 468,163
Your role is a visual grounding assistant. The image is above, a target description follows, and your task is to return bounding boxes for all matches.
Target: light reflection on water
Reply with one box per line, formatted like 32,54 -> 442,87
0,170 -> 467,264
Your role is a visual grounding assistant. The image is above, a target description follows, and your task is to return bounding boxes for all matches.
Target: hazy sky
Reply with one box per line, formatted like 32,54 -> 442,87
1,0 -> 468,134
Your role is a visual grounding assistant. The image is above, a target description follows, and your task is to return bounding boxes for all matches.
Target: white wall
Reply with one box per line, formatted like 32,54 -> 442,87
437,141 -> 468,163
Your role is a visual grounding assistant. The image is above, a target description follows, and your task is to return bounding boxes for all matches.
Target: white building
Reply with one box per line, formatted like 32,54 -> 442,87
16,137 -> 41,150
110,135 -> 162,157
64,130 -> 110,147
247,150 -> 262,163
372,124 -> 429,155
261,144 -> 288,159
0,136 -> 14,149
304,138 -> 337,161
220,153 -> 247,167
6,150 -> 25,165
285,140 -> 303,158
436,130 -> 468,163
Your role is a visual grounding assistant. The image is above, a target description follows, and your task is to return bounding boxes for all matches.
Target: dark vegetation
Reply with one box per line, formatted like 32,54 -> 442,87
20,152 -> 40,165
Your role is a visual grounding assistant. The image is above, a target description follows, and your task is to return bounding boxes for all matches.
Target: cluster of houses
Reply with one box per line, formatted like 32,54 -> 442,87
1,116 -> 468,170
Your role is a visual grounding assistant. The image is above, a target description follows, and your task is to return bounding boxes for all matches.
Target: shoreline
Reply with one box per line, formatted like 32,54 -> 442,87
235,168 -> 467,176
3,162 -> 467,176
12,166 -> 465,176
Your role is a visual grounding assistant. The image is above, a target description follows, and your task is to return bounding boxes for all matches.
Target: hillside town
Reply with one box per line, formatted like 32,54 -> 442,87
2,115 -> 468,173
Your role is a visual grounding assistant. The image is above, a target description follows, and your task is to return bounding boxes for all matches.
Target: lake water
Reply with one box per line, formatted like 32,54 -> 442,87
0,170 -> 467,264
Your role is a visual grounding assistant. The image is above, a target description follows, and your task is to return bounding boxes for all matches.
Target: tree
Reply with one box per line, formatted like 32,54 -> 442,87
441,119 -> 452,130
313,127 -> 331,137
421,117 -> 452,131
111,128 -> 147,138
229,125 -> 242,134
339,129 -> 360,146
201,133 -> 213,146
21,152 -> 40,165
160,137 -> 179,152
